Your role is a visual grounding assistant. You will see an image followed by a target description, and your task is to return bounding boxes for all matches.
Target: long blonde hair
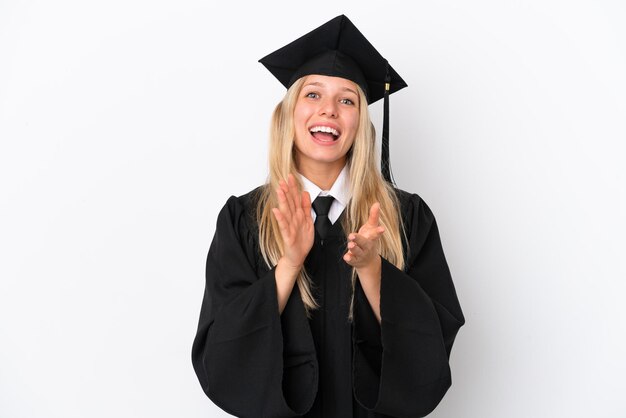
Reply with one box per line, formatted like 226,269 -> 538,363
256,76 -> 405,315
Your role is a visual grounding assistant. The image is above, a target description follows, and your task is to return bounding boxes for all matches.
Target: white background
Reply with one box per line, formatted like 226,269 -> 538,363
1,0 -> 625,417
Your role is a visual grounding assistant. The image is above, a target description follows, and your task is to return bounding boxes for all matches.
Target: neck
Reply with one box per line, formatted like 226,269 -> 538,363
296,157 -> 345,190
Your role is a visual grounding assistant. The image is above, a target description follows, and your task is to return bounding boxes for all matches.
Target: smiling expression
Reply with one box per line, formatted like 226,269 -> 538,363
293,74 -> 361,173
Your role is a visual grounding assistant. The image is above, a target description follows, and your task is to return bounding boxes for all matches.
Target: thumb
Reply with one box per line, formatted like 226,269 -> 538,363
366,202 -> 381,227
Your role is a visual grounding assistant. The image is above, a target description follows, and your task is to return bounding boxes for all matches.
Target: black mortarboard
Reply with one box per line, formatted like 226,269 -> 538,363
259,14 -> 407,183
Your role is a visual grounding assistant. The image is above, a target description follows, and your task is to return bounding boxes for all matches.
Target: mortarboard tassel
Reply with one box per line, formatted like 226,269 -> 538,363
381,64 -> 395,185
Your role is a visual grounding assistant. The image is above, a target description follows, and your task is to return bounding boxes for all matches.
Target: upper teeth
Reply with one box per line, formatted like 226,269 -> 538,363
310,126 -> 339,136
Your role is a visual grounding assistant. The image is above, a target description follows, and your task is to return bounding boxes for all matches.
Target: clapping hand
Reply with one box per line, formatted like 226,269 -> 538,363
343,202 -> 385,271
271,174 -> 314,270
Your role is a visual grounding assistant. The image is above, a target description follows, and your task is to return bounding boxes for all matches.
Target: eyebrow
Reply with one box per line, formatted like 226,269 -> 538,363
304,82 -> 358,97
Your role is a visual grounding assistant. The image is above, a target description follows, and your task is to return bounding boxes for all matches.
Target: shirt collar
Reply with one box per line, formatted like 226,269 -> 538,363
299,164 -> 351,206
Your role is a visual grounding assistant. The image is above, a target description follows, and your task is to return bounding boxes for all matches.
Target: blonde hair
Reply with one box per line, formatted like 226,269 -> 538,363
256,76 -> 405,315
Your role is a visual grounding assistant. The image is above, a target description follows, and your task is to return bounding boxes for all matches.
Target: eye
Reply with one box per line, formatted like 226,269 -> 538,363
305,92 -> 319,99
340,98 -> 355,105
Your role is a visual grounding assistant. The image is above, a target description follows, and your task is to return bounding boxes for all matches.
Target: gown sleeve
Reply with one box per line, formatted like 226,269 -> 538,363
191,194 -> 318,418
352,192 -> 465,417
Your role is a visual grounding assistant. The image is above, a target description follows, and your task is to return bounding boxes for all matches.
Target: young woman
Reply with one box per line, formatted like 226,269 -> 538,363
192,15 -> 464,418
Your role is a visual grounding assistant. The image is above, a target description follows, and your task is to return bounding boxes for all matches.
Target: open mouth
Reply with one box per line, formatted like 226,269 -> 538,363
309,125 -> 341,142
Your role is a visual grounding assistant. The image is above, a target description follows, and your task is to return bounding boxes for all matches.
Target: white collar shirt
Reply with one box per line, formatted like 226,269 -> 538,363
299,165 -> 351,225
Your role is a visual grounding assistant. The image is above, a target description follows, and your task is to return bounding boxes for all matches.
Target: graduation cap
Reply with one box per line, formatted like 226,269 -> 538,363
259,14 -> 407,184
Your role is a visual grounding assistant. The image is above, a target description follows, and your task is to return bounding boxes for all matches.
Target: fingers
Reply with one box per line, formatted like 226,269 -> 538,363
346,240 -> 365,257
282,177 -> 296,216
348,226 -> 384,247
272,207 -> 288,235
290,175 -> 301,215
344,223 -> 385,266
301,191 -> 313,224
276,174 -> 300,218
366,202 -> 381,227
273,175 -> 314,263
346,236 -> 368,262
275,174 -> 312,237
276,184 -> 292,219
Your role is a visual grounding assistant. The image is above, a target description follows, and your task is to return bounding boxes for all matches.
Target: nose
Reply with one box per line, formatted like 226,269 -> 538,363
319,98 -> 338,118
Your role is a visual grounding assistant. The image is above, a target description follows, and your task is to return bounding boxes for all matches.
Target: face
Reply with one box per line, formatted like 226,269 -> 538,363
293,74 -> 360,173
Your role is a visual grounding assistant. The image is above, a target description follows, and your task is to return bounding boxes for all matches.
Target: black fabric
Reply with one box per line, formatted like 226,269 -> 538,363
192,186 -> 465,417
290,50 -> 369,99
312,196 -> 334,240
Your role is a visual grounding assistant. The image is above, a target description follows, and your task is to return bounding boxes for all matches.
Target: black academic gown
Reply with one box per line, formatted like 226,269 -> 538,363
192,187 -> 465,418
